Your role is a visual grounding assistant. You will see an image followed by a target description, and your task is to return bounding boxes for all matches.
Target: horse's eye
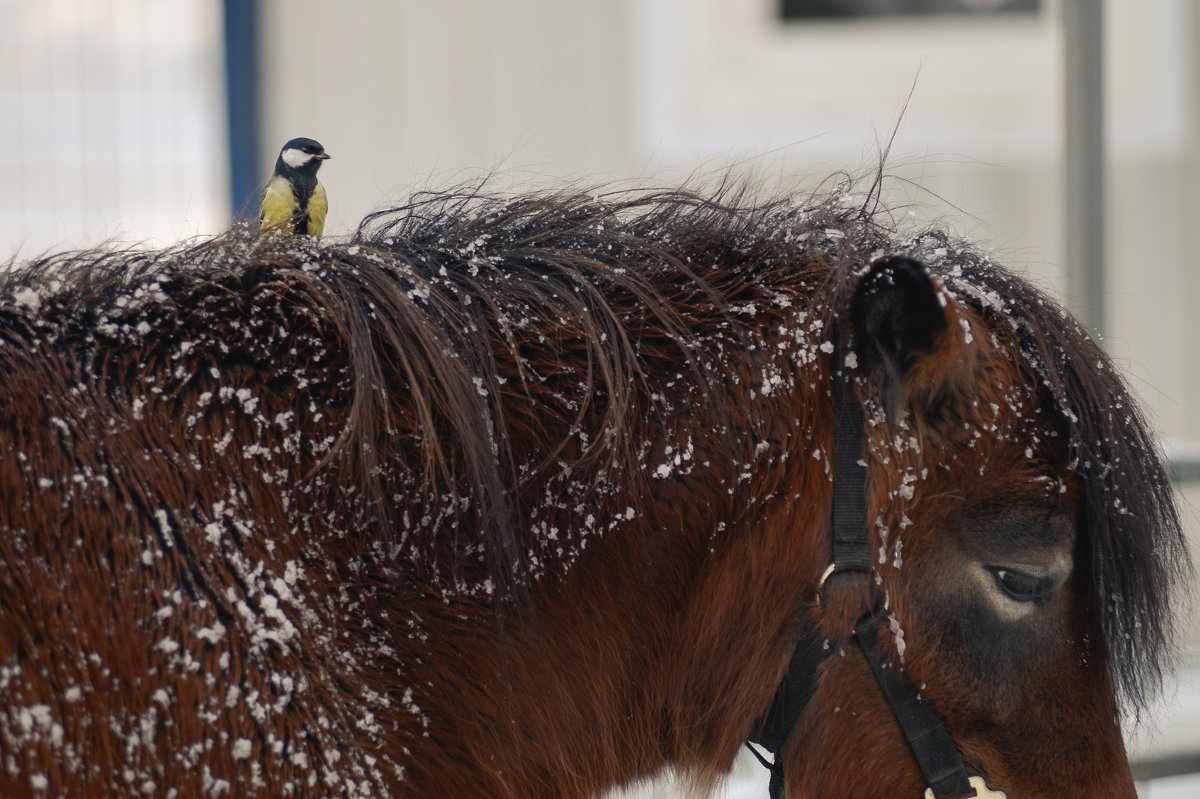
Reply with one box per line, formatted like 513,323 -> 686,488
991,568 -> 1048,603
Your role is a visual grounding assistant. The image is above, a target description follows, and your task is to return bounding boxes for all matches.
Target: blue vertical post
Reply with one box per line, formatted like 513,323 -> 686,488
223,0 -> 261,220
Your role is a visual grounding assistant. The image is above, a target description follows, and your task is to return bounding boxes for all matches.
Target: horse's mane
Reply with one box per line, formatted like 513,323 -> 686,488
0,177 -> 1185,713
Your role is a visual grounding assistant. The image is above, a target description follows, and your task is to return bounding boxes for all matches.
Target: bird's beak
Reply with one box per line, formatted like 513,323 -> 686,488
319,152 -> 331,160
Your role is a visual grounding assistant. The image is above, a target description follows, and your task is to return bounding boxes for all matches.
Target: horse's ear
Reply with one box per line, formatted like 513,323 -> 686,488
851,256 -> 965,414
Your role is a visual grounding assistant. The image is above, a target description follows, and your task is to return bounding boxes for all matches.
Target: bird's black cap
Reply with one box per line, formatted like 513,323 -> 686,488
280,137 -> 330,159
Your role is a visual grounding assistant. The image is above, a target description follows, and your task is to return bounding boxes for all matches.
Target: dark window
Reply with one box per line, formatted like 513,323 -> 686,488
781,0 -> 1040,19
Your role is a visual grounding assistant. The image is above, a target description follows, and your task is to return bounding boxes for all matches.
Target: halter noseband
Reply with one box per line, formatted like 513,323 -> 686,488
746,333 -> 1002,799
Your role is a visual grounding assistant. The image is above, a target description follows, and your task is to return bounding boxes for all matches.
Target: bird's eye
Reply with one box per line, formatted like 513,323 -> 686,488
990,568 -> 1049,603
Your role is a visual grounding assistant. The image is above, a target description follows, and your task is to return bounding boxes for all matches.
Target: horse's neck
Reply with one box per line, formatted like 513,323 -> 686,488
394,300 -> 830,796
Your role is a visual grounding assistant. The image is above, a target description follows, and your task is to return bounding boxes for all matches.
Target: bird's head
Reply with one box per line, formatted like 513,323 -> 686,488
277,137 -> 330,174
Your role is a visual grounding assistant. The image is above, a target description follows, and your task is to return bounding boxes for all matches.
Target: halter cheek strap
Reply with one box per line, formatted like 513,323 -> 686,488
830,344 -> 870,575
855,612 -> 976,799
747,333 -> 997,799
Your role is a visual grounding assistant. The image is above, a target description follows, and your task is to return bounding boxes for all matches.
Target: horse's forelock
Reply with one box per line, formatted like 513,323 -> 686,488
931,247 -> 1187,714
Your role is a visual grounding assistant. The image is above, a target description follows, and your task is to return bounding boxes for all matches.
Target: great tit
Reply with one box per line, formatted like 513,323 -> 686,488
259,137 -> 331,237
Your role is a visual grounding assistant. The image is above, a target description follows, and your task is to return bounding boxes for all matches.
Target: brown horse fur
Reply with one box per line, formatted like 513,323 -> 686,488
0,177 -> 1187,798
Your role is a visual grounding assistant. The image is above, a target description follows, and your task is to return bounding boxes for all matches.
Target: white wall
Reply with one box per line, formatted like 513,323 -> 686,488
0,0 -> 228,256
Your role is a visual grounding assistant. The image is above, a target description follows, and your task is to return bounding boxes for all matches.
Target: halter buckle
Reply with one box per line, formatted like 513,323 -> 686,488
815,562 -> 887,611
816,562 -> 837,595
924,775 -> 1008,799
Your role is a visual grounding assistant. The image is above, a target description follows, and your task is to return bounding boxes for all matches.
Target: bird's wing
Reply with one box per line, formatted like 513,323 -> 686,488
307,183 -> 328,237
260,176 -> 299,235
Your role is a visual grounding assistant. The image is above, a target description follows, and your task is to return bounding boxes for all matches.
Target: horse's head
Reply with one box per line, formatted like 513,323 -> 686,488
780,255 -> 1184,797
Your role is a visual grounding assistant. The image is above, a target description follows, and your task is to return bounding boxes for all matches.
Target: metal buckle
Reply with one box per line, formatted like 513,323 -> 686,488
924,775 -> 1008,799
816,562 -> 837,597
816,562 -> 887,611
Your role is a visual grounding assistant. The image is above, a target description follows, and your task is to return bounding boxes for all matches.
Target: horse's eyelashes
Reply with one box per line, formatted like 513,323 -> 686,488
991,568 -> 1048,603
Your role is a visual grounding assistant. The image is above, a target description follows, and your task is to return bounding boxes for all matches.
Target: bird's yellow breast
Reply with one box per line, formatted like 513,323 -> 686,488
307,183 -> 328,237
260,176 -> 300,235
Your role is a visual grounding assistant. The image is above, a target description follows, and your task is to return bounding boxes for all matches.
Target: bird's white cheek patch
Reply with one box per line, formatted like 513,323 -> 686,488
281,148 -> 310,169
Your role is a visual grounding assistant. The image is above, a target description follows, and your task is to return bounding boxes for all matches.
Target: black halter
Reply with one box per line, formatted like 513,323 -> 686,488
746,334 -> 985,799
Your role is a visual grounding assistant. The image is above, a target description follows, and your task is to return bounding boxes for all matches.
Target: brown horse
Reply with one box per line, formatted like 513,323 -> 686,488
0,180 -> 1187,797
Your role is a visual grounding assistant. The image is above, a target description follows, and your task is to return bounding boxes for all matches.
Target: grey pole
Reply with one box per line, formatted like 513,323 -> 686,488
1063,1 -> 1105,338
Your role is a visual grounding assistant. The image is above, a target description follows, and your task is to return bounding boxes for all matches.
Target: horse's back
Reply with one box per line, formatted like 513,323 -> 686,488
0,284 -> 410,796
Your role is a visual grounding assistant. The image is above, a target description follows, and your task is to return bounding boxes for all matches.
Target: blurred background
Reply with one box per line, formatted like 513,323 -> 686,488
2,0 -> 1197,795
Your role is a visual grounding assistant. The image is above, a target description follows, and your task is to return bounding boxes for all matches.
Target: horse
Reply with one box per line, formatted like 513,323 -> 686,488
0,178 -> 1187,798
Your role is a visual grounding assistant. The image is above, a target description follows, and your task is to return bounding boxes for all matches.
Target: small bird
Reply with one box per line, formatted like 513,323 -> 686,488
259,137 -> 331,237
